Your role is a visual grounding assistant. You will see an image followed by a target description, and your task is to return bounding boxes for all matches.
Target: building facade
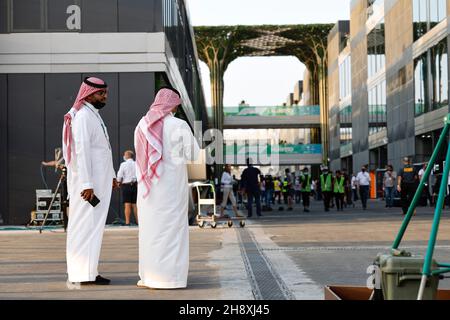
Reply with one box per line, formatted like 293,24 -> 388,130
328,0 -> 449,175
0,0 -> 207,224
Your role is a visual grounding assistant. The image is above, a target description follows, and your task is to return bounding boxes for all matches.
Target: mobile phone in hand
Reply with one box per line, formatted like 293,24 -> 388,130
88,194 -> 100,207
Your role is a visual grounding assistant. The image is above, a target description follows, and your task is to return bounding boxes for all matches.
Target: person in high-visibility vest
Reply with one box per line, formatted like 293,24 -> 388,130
333,170 -> 346,211
320,166 -> 333,212
300,167 -> 312,212
273,177 -> 282,204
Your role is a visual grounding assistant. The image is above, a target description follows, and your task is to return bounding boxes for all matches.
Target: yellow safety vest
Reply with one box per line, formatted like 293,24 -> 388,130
321,174 -> 332,192
274,180 -> 281,192
300,175 -> 311,192
333,176 -> 345,193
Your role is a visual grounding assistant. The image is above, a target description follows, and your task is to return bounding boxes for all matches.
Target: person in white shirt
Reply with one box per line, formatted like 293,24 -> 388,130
418,162 -> 431,206
356,166 -> 371,210
351,174 -> 358,207
117,150 -> 138,226
220,164 -> 243,217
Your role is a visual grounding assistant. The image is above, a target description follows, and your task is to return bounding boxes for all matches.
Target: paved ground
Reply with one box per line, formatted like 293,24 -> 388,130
1,198 -> 450,300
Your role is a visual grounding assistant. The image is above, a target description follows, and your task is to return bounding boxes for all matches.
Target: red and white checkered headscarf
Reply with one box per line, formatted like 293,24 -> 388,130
135,88 -> 182,198
63,77 -> 107,165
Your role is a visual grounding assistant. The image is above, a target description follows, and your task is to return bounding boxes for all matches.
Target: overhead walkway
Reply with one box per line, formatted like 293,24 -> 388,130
223,105 -> 321,129
224,143 -> 322,165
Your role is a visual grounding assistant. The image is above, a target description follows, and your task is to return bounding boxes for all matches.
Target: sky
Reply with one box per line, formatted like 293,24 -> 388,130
186,0 -> 351,107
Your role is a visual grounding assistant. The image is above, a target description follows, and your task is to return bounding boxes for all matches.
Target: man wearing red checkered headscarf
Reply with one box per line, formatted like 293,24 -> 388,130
63,77 -> 118,286
134,86 -> 200,289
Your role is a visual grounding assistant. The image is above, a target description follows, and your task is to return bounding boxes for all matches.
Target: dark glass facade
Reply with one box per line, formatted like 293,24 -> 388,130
0,0 -> 207,224
368,80 -> 387,134
163,0 -> 205,121
367,18 -> 387,135
414,37 -> 448,116
339,105 -> 352,146
6,0 -> 163,33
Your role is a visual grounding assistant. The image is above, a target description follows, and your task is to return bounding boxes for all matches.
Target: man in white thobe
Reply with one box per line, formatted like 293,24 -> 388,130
63,77 -> 118,285
134,87 -> 200,289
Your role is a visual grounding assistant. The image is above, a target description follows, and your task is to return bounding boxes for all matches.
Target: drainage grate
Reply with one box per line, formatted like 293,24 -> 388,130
237,228 -> 295,300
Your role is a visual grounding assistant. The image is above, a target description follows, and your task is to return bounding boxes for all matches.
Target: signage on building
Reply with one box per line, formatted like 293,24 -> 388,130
66,5 -> 81,30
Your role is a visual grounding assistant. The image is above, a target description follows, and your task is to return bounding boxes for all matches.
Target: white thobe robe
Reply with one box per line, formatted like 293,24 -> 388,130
135,114 -> 200,288
64,102 -> 115,282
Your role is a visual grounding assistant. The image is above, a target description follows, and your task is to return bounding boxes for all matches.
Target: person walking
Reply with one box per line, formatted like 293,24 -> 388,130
418,162 -> 432,206
219,165 -> 243,218
320,166 -> 333,212
333,170 -> 345,211
273,176 -> 282,205
300,167 -> 311,212
240,158 -> 262,218
383,164 -> 396,208
356,166 -> 371,210
284,168 -> 294,211
397,157 -> 419,215
351,173 -> 358,207
294,175 -> 302,204
265,175 -> 274,211
342,168 -> 352,208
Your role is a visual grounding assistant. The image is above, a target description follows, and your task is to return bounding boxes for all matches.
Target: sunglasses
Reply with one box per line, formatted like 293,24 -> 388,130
95,90 -> 107,96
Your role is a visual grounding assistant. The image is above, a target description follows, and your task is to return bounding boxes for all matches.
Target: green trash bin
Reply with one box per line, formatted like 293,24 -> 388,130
375,253 -> 439,300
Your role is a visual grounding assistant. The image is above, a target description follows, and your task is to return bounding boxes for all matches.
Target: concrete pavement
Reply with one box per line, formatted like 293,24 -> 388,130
1,198 -> 450,299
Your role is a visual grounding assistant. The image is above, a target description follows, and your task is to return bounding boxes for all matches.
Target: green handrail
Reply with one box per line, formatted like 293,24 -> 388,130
422,141 -> 450,276
431,268 -> 450,275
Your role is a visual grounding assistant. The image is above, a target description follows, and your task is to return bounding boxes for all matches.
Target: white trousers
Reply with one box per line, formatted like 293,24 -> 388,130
221,186 -> 237,207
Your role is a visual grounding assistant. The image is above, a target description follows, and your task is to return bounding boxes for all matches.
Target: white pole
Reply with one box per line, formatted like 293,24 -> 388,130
417,275 -> 428,300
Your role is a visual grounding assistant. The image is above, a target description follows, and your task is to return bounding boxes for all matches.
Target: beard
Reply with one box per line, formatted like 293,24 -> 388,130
92,101 -> 106,109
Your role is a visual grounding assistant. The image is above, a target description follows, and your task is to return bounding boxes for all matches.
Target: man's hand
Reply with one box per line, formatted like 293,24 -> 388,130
112,178 -> 120,190
81,189 -> 94,202
397,185 -> 401,192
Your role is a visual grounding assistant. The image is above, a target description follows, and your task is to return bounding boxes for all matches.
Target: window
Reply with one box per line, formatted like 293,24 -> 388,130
431,39 -> 448,110
339,105 -> 352,146
368,80 -> 387,134
367,19 -> 385,79
414,52 -> 428,115
11,0 -> 43,31
339,56 -> 351,100
413,0 -> 447,41
414,38 -> 448,116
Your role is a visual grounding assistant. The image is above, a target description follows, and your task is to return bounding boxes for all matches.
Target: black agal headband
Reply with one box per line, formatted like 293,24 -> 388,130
83,77 -> 108,88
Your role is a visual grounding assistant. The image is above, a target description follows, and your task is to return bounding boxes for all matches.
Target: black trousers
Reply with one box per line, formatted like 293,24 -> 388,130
359,185 -> 369,209
334,193 -> 344,210
302,191 -> 310,208
401,183 -> 418,214
322,191 -> 332,211
247,190 -> 262,217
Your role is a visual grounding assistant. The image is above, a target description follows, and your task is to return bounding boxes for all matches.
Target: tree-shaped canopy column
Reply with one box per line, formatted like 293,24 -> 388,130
195,24 -> 333,171
195,26 -> 260,131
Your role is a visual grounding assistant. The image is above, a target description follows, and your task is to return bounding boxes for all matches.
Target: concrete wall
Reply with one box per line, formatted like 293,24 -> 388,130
1,72 -> 155,225
350,0 -> 370,173
385,0 -> 415,171
328,21 -> 348,171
